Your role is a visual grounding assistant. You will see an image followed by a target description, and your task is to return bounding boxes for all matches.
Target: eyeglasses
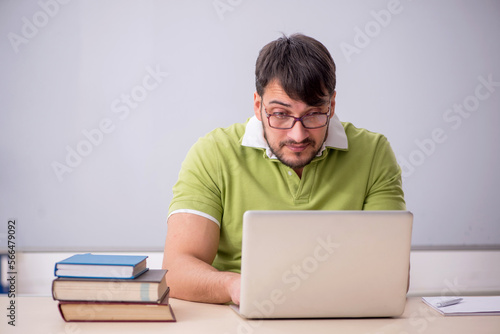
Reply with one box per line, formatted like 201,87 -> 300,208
261,101 -> 331,129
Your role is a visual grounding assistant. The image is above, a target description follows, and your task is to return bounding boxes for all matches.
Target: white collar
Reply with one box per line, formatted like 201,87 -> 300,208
241,113 -> 348,160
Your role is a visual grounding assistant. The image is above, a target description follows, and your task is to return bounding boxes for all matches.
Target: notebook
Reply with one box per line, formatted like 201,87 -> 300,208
232,210 -> 413,319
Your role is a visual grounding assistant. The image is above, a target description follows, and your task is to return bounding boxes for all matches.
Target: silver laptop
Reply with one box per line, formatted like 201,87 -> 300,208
232,210 -> 413,318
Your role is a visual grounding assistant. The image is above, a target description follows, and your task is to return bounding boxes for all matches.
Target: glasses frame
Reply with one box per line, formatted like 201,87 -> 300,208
261,100 -> 331,130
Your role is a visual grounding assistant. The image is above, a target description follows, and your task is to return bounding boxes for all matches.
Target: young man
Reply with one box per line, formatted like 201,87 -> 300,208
162,34 -> 406,305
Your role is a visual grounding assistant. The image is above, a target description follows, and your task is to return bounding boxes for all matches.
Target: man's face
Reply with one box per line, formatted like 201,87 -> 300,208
254,81 -> 336,175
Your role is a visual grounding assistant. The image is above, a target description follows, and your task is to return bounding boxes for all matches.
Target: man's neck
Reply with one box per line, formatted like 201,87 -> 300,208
294,167 -> 304,178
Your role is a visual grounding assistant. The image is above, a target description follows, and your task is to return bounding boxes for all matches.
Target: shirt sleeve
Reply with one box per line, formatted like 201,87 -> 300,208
363,135 -> 406,210
168,135 -> 223,225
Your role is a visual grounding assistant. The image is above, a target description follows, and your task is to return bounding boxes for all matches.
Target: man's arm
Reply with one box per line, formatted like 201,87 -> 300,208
363,135 -> 406,210
162,213 -> 241,304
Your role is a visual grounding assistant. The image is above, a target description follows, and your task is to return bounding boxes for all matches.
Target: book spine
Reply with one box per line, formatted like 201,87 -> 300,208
57,303 -> 69,322
51,279 -> 57,300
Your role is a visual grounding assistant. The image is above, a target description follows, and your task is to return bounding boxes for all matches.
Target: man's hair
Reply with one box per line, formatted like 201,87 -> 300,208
255,33 -> 336,107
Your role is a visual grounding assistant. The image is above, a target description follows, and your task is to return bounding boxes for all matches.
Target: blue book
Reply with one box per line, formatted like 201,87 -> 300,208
1,254 -> 9,294
54,253 -> 148,279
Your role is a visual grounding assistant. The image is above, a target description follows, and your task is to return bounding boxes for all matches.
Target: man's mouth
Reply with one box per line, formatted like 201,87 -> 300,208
286,144 -> 309,152
281,140 -> 314,153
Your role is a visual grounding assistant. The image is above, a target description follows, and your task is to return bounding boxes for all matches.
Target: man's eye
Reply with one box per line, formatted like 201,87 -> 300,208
305,112 -> 322,118
272,111 -> 289,117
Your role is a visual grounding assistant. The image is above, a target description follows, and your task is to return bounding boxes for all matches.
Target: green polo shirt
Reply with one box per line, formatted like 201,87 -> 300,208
168,115 -> 405,273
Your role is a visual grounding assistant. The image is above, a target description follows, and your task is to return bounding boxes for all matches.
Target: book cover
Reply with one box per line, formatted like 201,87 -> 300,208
58,288 -> 176,322
52,269 -> 168,302
54,253 -> 148,279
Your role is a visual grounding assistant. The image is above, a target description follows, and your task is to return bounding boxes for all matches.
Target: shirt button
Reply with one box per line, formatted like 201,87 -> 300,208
288,171 -> 292,176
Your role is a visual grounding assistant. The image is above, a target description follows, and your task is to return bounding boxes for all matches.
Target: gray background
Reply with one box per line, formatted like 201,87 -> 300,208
1,0 -> 499,251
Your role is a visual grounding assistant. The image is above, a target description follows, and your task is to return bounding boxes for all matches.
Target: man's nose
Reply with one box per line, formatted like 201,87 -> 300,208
287,120 -> 309,143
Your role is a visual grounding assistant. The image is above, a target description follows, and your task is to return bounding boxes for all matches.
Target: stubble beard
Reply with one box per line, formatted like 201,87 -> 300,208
263,126 -> 329,170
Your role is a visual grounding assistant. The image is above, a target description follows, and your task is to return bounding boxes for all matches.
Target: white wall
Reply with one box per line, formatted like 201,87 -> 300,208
1,1 -> 499,251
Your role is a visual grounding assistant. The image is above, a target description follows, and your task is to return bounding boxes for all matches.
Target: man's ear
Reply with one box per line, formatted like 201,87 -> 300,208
254,92 -> 262,121
329,91 -> 336,118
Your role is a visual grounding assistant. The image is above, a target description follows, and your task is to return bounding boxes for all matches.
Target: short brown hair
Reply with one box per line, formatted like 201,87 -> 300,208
255,34 -> 336,106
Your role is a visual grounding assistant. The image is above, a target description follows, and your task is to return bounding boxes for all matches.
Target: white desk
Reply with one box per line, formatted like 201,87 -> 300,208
1,296 -> 499,334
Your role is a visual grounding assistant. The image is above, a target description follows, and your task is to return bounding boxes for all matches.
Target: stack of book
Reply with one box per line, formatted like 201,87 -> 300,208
52,253 -> 176,322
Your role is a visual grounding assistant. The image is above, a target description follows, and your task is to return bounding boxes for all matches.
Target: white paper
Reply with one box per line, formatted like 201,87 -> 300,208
422,296 -> 500,316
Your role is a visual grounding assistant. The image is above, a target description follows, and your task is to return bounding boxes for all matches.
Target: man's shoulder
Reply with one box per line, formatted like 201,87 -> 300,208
202,119 -> 248,143
341,121 -> 388,146
191,120 -> 250,156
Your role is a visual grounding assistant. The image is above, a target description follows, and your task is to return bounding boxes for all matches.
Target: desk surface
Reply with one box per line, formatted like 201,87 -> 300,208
1,296 -> 499,334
